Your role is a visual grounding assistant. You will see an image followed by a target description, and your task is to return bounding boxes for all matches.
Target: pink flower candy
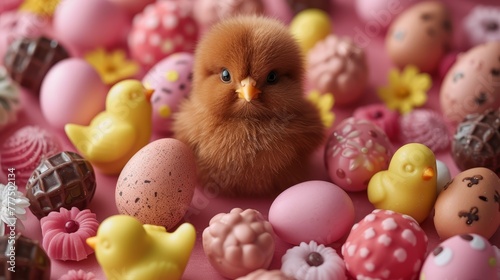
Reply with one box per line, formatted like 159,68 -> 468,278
58,270 -> 96,280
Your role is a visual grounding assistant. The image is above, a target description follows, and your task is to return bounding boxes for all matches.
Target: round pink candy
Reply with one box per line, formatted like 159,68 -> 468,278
40,58 -> 108,130
420,234 -> 498,280
354,0 -> 411,30
0,126 -> 61,189
325,118 -> 393,192
342,209 -> 428,280
128,1 -> 198,71
0,0 -> 23,14
142,52 -> 194,134
53,0 -> 128,53
269,180 -> 355,245
352,103 -> 399,141
399,109 -> 450,153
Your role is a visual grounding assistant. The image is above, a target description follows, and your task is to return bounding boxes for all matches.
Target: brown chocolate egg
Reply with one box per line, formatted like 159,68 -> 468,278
434,167 -> 500,240
26,151 -> 96,219
452,109 -> 500,175
0,235 -> 51,279
386,1 -> 452,73
3,36 -> 69,94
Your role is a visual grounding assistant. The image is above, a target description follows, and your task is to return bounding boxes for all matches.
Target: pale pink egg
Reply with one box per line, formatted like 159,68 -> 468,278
115,138 -> 196,230
325,118 -> 393,192
269,180 -> 354,245
53,0 -> 128,53
40,58 -> 108,130
342,209 -> 428,280
142,52 -> 194,134
128,1 -> 198,71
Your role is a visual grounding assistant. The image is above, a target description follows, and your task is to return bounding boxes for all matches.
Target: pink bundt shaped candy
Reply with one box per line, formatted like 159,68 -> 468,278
0,125 -> 60,188
342,209 -> 428,280
352,103 -> 399,141
236,269 -> 294,280
41,207 -> 99,261
307,34 -> 368,105
399,109 -> 450,153
202,208 -> 275,279
128,1 -> 198,70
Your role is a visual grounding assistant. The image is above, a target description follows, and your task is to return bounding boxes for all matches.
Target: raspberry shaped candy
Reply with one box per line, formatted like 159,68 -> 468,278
203,208 -> 275,279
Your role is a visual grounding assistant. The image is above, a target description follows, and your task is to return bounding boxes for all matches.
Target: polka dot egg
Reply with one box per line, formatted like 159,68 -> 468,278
128,1 -> 198,70
342,209 -> 428,280
115,138 -> 197,230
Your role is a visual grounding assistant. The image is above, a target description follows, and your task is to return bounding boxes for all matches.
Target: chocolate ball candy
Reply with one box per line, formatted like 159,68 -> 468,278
26,151 -> 96,219
3,36 -> 69,94
452,109 -> 500,175
286,0 -> 330,14
0,235 -> 50,280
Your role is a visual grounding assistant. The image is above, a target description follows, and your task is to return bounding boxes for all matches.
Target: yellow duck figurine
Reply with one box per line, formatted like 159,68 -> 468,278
367,143 -> 437,223
86,215 -> 196,280
64,79 -> 153,175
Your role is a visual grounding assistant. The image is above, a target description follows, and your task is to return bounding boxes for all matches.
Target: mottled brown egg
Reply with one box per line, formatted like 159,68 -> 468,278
386,1 -> 452,73
434,167 -> 500,240
115,138 -> 197,230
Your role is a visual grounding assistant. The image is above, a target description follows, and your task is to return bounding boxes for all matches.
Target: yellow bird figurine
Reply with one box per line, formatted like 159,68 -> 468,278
64,79 -> 153,175
367,143 -> 437,223
86,215 -> 196,280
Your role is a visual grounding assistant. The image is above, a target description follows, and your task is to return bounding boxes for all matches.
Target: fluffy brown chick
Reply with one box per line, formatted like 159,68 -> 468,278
173,15 -> 325,197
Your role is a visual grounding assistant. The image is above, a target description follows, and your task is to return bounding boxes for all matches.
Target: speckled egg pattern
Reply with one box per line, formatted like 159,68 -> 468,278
325,118 -> 393,192
128,1 -> 198,70
115,138 -> 196,230
342,209 -> 428,280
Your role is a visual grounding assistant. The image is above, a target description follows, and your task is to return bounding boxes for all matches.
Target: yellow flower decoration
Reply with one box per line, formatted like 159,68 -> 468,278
20,0 -> 61,17
307,90 -> 335,128
85,48 -> 140,85
377,65 -> 432,114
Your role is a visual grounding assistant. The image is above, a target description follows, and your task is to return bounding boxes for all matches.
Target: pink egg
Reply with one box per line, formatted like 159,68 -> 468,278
115,138 -> 197,230
325,118 -> 393,192
420,234 -> 498,280
40,58 -> 108,130
342,209 -> 428,280
142,52 -> 194,134
128,1 -> 198,71
268,180 -> 355,245
53,0 -> 128,53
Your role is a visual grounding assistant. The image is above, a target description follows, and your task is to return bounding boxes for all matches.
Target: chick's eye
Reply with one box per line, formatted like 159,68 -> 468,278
266,71 -> 278,84
220,68 -> 231,83
404,164 -> 414,173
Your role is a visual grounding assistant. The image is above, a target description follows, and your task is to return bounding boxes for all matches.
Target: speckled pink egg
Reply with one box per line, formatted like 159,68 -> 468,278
142,52 -> 194,135
128,1 -> 198,70
325,118 -> 393,192
420,234 -> 498,280
268,180 -> 355,245
53,0 -> 128,53
115,138 -> 196,230
307,35 -> 368,105
342,209 -> 428,280
203,208 -> 275,279
40,58 -> 108,130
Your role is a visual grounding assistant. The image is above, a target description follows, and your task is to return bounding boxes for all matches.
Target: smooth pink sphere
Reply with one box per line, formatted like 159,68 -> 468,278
53,0 -> 128,52
269,180 -> 355,245
40,58 -> 108,130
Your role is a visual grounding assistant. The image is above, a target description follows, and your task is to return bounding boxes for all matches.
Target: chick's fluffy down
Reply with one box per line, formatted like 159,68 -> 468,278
173,15 -> 325,196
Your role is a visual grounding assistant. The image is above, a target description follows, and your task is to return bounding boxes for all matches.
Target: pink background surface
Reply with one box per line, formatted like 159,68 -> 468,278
3,0 -> 500,279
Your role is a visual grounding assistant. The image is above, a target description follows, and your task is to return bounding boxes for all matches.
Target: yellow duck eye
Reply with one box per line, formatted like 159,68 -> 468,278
404,164 -> 414,173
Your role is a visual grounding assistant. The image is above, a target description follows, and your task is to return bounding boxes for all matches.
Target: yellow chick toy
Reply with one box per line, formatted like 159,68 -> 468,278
64,79 -> 153,175
86,215 -> 196,280
367,143 -> 437,223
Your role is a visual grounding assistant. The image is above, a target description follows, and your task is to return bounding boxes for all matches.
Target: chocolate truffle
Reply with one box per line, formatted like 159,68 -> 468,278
0,234 -> 50,280
3,36 -> 69,94
452,109 -> 500,175
286,0 -> 330,14
26,151 -> 96,219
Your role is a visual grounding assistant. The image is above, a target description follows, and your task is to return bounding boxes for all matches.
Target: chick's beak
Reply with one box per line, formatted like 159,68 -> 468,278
236,77 -> 261,102
422,167 -> 435,181
144,88 -> 155,102
86,236 -> 97,250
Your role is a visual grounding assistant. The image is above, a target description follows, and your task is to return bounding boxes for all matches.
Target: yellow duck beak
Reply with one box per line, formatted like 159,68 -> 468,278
422,167 -> 435,181
145,88 -> 155,102
236,76 -> 261,102
86,236 -> 97,250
